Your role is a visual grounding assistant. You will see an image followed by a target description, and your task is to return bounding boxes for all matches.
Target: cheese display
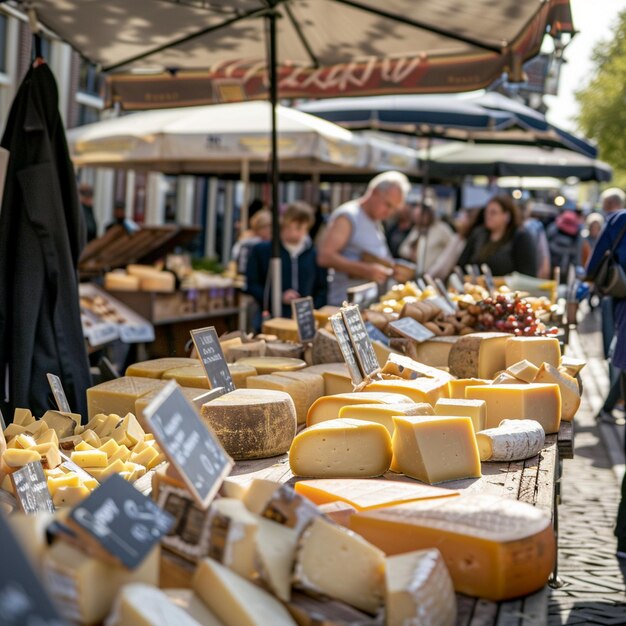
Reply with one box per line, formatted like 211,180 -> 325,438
505,336 -> 561,368
381,353 -> 454,383
491,371 -> 519,385
201,389 -> 297,460
253,483 -> 322,533
447,332 -> 511,379
311,328 -> 344,364
125,264 -> 176,292
125,357 -> 199,378
466,383 -> 561,432
323,370 -> 355,395
134,386 -> 209,418
391,415 -> 481,484
337,402 -> 434,434
409,336 -> 459,367
302,363 -> 351,395
505,359 -> 540,383
317,501 -> 357,527
476,419 -> 546,462
350,494 -> 556,601
104,272 -> 140,291
162,364 -> 210,389
236,356 -> 307,375
228,362 -> 259,388
307,392 -> 413,427
385,549 -> 457,626
295,479 -> 458,510
448,378 -> 490,399
86,376 -> 166,418
261,317 -> 300,343
164,589 -> 224,625
560,355 -> 586,377
533,363 -> 581,421
193,558 -> 297,626
434,398 -> 486,432
294,516 -> 386,614
289,418 -> 392,478
363,378 -> 449,405
228,340 -> 268,361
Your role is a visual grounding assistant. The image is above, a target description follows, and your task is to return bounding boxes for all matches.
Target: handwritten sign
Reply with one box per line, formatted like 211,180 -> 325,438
46,374 -> 71,413
330,314 -> 363,385
66,473 -> 173,569
190,327 -> 235,394
143,381 -> 233,509
10,462 -> 55,515
341,305 -> 380,378
0,514 -> 65,626
388,317 -> 436,343
292,297 -> 317,343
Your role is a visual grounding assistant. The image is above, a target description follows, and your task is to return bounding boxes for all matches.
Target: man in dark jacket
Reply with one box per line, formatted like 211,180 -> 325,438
246,202 -> 327,330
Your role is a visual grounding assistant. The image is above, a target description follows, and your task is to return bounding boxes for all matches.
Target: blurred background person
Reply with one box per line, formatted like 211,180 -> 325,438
385,202 -> 413,258
601,187 -> 626,216
546,209 -> 583,282
522,200 -> 551,279
78,183 -> 97,242
232,208 -> 272,275
458,195 -> 537,276
581,212 -> 605,267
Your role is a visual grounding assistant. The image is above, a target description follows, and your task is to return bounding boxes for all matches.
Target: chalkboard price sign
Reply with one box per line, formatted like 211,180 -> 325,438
388,317 -> 436,343
10,462 -> 55,515
46,373 -> 71,413
330,314 -> 362,385
0,514 -> 65,626
190,327 -> 235,394
341,305 -> 380,378
67,473 -> 174,570
143,381 -> 233,509
291,296 -> 317,342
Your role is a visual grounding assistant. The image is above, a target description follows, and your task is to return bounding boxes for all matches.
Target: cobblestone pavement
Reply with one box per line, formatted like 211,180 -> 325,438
548,306 -> 626,625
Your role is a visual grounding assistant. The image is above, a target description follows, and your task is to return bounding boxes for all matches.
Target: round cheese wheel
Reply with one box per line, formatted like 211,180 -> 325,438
236,357 -> 306,376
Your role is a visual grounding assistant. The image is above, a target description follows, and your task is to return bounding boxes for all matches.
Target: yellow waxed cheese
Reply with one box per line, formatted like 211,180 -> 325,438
337,402 -> 434,434
391,415 -> 481,483
386,549 -> 457,626
261,317 -> 299,343
228,362 -> 258,388
363,377 -> 449,405
3,447 -> 41,468
505,336 -> 561,368
87,377 -> 167,419
126,357 -> 199,379
448,332 -> 511,379
466,383 -> 561,432
193,558 -> 297,626
289,418 -> 392,478
434,398 -> 486,432
295,478 -> 458,511
201,389 -> 296,460
307,392 -> 413,427
236,356 -> 307,376
294,516 -> 385,614
533,363 -> 580,421
71,449 -> 109,468
162,364 -> 210,389
104,272 -> 140,291
350,494 -> 555,601
505,359 -> 540,383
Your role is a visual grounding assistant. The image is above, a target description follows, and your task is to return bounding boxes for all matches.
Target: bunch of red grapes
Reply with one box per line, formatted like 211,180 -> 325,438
474,294 -> 559,337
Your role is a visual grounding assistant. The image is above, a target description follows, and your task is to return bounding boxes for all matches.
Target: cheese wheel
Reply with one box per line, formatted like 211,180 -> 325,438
261,318 -> 299,343
265,341 -> 305,360
476,419 -> 545,462
236,357 -> 306,376
162,365 -> 209,389
201,389 -> 296,460
228,362 -> 258,388
227,341 -> 267,362
126,358 -> 199,379
311,328 -> 343,364
104,272 -> 140,291
448,332 -> 511,379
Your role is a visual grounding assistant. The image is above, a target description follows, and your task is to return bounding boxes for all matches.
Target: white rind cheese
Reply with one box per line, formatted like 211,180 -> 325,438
476,419 -> 545,462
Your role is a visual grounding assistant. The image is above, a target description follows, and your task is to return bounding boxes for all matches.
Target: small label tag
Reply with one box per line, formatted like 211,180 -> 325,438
46,373 -> 71,413
190,327 -> 235,394
10,462 -> 55,515
292,296 -> 317,343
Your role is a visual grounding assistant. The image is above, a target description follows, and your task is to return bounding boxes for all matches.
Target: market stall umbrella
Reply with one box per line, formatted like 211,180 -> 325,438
19,0 -> 573,316
423,142 -> 612,182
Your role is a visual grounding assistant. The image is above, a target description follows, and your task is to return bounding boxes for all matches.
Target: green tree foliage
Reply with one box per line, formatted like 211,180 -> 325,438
576,10 -> 626,186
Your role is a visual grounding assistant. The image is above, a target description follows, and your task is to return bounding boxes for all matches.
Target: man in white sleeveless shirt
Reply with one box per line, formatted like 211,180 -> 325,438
318,171 -> 411,306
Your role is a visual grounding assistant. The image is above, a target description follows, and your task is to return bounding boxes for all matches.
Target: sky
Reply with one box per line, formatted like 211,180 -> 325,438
545,0 -> 626,131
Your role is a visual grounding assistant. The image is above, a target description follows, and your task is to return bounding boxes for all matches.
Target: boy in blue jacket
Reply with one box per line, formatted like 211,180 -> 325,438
246,202 -> 327,330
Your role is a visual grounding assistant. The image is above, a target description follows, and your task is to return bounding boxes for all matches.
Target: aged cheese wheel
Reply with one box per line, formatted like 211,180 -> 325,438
313,306 -> 341,327
262,318 -> 299,342
311,328 -> 344,364
126,358 -> 199,379
162,365 -> 210,389
227,341 -> 267,362
236,357 -> 306,376
266,341 -> 305,360
447,332 -> 511,379
229,362 -> 258,388
201,389 -> 297,460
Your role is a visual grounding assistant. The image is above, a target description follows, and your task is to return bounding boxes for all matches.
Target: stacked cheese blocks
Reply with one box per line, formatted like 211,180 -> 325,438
104,264 -> 176,292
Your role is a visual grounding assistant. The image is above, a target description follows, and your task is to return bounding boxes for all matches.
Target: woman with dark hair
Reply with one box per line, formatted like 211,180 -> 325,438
458,195 -> 538,276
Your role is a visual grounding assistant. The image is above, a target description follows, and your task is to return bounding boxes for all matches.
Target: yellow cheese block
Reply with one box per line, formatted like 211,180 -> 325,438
201,389 -> 296,460
13,408 -> 35,426
126,357 -> 199,379
261,317 -> 299,343
314,306 -> 341,327
139,272 -> 176,292
434,398 -> 486,432
302,363 -> 349,395
271,371 -> 325,419
371,340 -> 401,368
381,353 -> 454,382
289,418 -> 392,478
505,359 -> 540,383
295,478 -> 458,511
364,377 -> 449,405
193,558 -> 297,626
53,484 -> 91,507
323,371 -> 354,395
162,364 -> 210,389
229,362 -> 258,388
135,385 -> 210,418
447,332 -> 511,379
337,402 -> 434,434
386,549 -> 457,626
533,363 -> 580,421
71,449 -> 109,468
505,336 -> 561,368
492,372 -> 519,385
33,443 -> 62,470
48,473 -> 81,496
86,377 -> 166,419
391,415 -> 481,484
408,336 -> 460,368
560,355 -> 586,376
236,356 -> 307,376
3,447 -> 41,468
466,383 -> 561,432
307,392 -> 413,427
104,272 -> 140,291
294,516 -> 385,614
350,494 -> 555,601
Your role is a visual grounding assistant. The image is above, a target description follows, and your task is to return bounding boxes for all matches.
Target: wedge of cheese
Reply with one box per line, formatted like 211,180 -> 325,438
303,363 -> 351,395
86,377 -> 166,419
125,358 -> 199,379
391,415 -> 481,484
337,402 -> 434,434
289,419 -> 392,478
448,378 -> 490,399
476,419 -> 545,462
434,398 -> 486,432
533,363 -> 580,421
350,494 -> 556,601
448,332 -> 511,379
381,353 -> 454,382
363,377 -> 449,405
163,589 -> 223,626
285,592 -> 380,626
505,359 -> 540,383
323,371 -> 355,395
466,383 -> 561,432
409,337 -> 460,368
505,336 -> 561,368
307,392 -> 413,427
